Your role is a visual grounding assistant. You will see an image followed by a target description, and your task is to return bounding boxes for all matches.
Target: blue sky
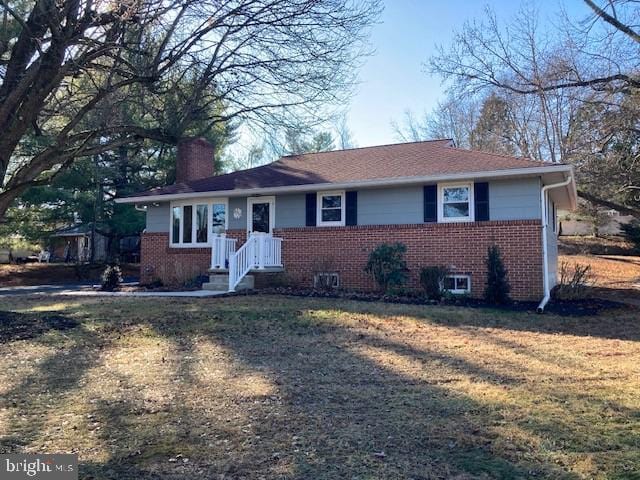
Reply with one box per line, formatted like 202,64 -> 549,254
348,0 -> 589,147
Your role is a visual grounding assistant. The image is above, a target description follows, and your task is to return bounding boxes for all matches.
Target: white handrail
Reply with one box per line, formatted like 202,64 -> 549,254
229,235 -> 257,291
227,233 -> 284,291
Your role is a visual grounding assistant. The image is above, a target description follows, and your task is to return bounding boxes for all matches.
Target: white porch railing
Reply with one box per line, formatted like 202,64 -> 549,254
211,234 -> 237,270
228,233 -> 283,291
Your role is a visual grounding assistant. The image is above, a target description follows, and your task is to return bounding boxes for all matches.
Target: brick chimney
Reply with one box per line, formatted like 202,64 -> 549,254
175,137 -> 215,183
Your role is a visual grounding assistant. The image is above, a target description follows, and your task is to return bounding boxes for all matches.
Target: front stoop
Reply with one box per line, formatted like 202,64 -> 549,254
202,273 -> 254,291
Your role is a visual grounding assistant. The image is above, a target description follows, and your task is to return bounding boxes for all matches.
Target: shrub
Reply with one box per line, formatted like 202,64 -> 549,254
621,220 -> 640,253
553,262 -> 594,300
419,266 -> 450,300
364,242 -> 408,292
484,245 -> 511,304
101,264 -> 123,291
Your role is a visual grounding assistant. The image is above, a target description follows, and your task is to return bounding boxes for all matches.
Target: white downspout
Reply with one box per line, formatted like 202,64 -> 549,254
537,174 -> 573,313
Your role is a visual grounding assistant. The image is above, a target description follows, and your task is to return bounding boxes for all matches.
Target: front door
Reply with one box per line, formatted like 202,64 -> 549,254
247,197 -> 275,234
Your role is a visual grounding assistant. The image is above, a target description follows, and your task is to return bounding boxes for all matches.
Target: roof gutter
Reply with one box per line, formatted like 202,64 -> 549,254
537,174 -> 574,314
115,164 -> 574,204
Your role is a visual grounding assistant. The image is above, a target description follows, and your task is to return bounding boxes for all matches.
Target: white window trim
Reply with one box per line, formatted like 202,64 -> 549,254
247,196 -> 276,234
438,182 -> 474,223
317,190 -> 346,227
443,274 -> 471,295
169,198 -> 228,248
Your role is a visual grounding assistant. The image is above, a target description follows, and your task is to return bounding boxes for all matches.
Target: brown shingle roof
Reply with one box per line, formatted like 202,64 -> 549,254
128,139 -> 552,198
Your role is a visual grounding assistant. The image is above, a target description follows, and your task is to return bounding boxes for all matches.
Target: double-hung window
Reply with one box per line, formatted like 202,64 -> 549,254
170,199 -> 227,247
317,191 -> 345,226
438,183 -> 474,222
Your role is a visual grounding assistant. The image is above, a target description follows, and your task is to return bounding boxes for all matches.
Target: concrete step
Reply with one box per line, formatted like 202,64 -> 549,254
202,274 -> 254,291
208,266 -> 284,274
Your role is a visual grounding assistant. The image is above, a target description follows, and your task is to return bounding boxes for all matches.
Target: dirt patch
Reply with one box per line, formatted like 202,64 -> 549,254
0,311 -> 78,342
0,263 -> 139,287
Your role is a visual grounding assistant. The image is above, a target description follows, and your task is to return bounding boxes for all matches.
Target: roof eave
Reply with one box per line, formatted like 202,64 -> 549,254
115,164 -> 574,204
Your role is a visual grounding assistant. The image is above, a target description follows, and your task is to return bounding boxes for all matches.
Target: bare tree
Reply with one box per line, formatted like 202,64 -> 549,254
0,0 -> 381,218
428,1 -> 640,216
335,113 -> 356,149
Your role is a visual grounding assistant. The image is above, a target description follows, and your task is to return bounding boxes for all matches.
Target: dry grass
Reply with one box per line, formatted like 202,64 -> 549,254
559,253 -> 640,306
0,296 -> 639,479
559,236 -> 635,256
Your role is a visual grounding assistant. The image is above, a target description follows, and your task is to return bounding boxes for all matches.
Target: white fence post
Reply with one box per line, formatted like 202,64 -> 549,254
228,252 -> 237,291
258,234 -> 265,269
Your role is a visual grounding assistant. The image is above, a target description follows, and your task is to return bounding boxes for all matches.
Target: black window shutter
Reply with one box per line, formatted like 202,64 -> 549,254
474,182 -> 489,221
305,193 -> 317,226
423,185 -> 437,223
345,191 -> 357,226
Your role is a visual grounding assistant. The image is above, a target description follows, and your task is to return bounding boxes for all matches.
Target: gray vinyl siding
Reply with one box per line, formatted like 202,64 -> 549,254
145,202 -> 170,232
489,178 -> 541,220
357,186 -> 423,225
228,196 -> 247,230
275,194 -> 306,228
144,177 -> 544,232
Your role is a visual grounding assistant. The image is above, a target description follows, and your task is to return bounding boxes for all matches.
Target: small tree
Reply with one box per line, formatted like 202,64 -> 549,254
101,264 -> 123,291
484,245 -> 510,304
419,266 -> 450,300
364,243 -> 408,292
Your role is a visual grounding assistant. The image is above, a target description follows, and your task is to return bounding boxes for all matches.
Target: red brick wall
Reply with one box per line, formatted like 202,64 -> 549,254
175,137 -> 215,184
140,221 -> 543,300
274,220 -> 543,300
140,230 -> 246,285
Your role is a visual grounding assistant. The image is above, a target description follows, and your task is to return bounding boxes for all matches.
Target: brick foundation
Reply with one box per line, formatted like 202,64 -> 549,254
141,220 -> 543,300
273,220 -> 543,301
140,230 -> 246,285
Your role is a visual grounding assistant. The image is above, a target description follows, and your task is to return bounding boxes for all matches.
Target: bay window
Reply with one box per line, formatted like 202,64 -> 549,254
170,199 -> 227,247
172,206 -> 181,244
182,205 -> 193,243
196,204 -> 208,243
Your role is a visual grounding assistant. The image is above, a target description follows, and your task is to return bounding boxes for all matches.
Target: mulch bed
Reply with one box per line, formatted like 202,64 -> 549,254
222,286 -> 630,317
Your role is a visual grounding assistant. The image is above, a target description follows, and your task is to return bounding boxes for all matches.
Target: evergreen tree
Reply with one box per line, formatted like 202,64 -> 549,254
484,244 -> 511,304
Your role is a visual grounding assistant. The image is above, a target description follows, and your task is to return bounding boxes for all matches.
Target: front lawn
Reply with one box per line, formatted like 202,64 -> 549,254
0,296 -> 638,479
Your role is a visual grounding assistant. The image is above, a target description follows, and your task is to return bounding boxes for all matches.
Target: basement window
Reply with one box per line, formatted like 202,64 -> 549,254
442,275 -> 471,295
314,272 -> 340,289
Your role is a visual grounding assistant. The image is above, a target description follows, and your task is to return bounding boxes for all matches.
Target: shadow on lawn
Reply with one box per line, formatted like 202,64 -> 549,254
0,322 -> 102,453
5,299 -> 631,478
0,310 -> 78,343
333,301 -> 640,342
78,304 -> 577,479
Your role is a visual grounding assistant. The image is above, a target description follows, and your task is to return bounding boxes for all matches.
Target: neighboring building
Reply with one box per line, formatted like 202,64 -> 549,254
116,137 -> 577,304
559,209 -> 634,236
51,223 -> 109,262
50,224 -> 141,263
